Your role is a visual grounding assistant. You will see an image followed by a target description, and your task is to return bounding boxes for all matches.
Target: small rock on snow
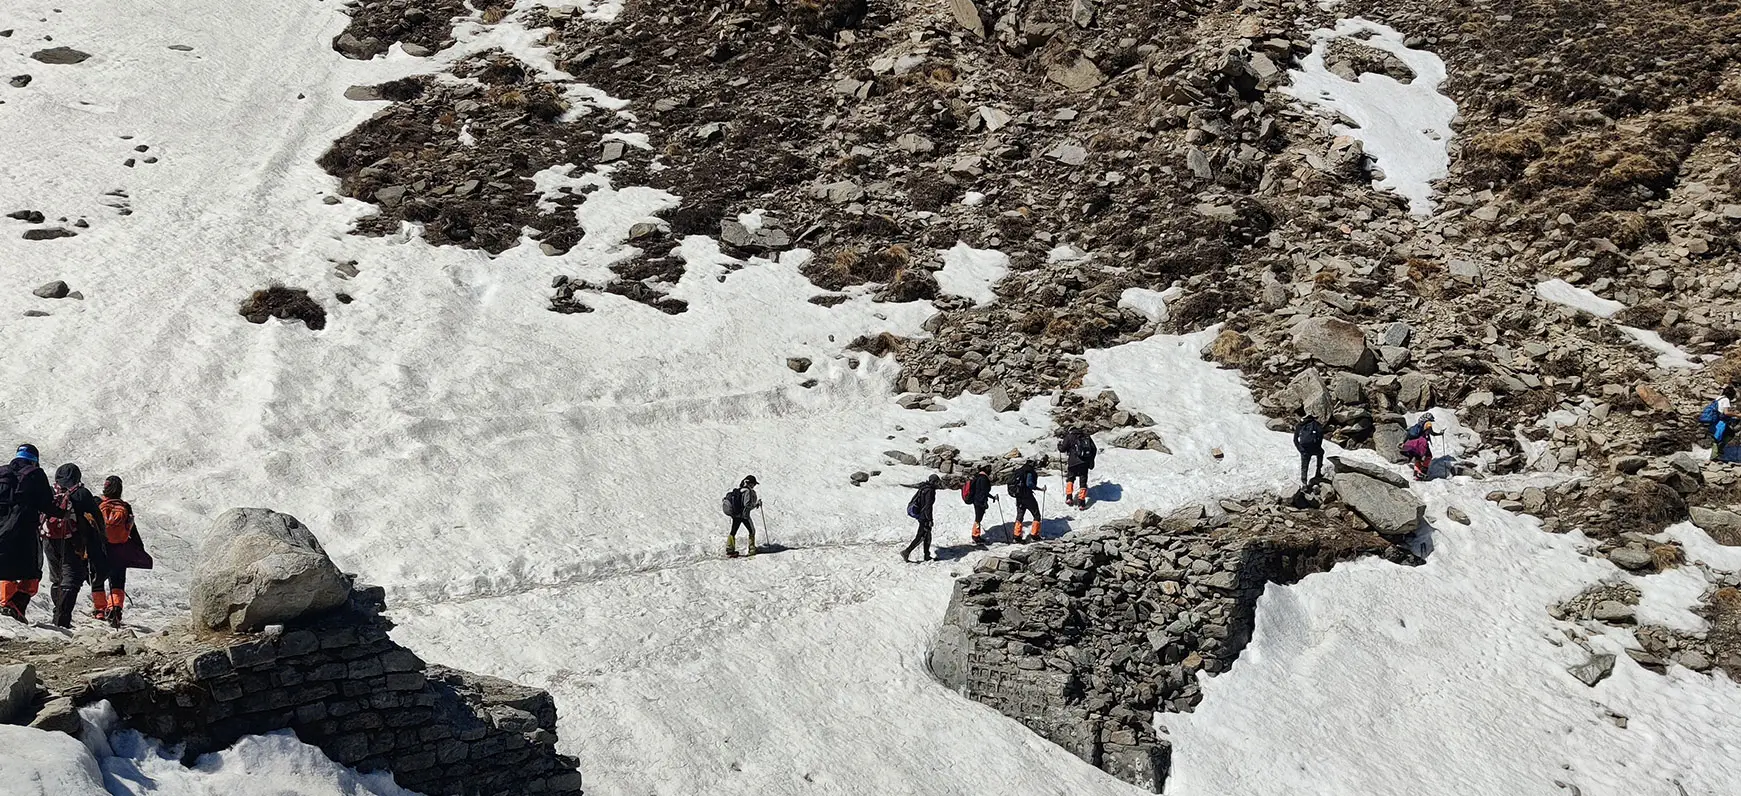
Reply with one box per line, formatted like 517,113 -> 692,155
1606,547 -> 1655,571
30,47 -> 92,65
32,281 -> 70,299
1568,653 -> 1615,687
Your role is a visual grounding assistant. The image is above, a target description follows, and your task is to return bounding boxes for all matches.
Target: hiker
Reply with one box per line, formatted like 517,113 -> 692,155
1058,427 -> 1098,510
722,475 -> 762,558
1008,459 -> 1045,542
1700,385 -> 1737,457
0,444 -> 56,622
42,464 -> 107,629
94,476 -> 150,627
961,465 -> 997,545
1294,411 -> 1327,486
1401,413 -> 1441,480
902,474 -> 940,563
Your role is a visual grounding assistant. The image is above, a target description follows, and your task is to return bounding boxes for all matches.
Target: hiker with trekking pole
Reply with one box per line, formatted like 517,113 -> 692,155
721,475 -> 762,558
960,464 -> 998,546
1008,459 -> 1044,543
901,474 -> 941,563
1058,427 -> 1097,510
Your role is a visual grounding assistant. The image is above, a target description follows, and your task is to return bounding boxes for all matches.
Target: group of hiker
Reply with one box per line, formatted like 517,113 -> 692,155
720,382 -> 1741,562
0,443 -> 150,629
719,427 -> 1100,562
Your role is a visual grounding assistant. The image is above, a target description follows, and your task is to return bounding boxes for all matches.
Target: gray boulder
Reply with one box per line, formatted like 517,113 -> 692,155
1293,317 -> 1377,374
0,663 -> 36,724
28,697 -> 79,736
1328,456 -> 1409,488
1274,367 -> 1331,418
1371,421 -> 1406,463
191,509 -> 351,632
1332,472 -> 1423,537
1568,653 -> 1615,687
1690,506 -> 1741,545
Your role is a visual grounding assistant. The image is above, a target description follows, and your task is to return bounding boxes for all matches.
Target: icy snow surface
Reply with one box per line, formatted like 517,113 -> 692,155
1117,286 -> 1182,324
1535,279 -> 1626,318
3,1 -> 1740,794
1284,18 -> 1457,215
934,242 -> 1010,307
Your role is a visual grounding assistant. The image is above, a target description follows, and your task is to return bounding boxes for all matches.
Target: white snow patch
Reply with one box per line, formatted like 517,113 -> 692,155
603,131 -> 651,150
1117,286 -> 1182,324
1665,521 -> 1741,573
457,124 -> 476,148
935,243 -> 1010,307
1631,565 -> 1712,633
0,724 -> 107,795
1047,243 -> 1091,263
1535,278 -> 1626,318
1164,481 -> 1741,795
961,191 -> 987,207
1619,326 -> 1701,370
1284,18 -> 1457,215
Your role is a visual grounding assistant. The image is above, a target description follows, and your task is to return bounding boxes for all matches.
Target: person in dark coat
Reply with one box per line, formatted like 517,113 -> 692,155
1057,427 -> 1097,510
902,474 -> 940,563
724,476 -> 762,558
0,444 -> 56,622
43,463 -> 107,628
964,465 -> 997,545
1009,460 -> 1044,542
1293,411 -> 1327,486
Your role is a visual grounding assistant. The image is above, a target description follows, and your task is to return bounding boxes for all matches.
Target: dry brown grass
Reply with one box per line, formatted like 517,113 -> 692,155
480,6 -> 509,24
1650,543 -> 1686,571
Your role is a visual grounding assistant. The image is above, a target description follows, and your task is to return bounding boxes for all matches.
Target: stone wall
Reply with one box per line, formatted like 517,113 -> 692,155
25,585 -> 582,796
930,499 -> 1410,792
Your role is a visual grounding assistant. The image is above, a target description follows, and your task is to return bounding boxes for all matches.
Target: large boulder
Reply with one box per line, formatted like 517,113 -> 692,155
191,509 -> 351,632
1273,367 -> 1331,418
1332,472 -> 1424,537
1293,317 -> 1377,374
0,664 -> 37,724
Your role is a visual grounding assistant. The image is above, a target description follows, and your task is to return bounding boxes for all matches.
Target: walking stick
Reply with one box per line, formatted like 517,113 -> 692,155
759,506 -> 773,549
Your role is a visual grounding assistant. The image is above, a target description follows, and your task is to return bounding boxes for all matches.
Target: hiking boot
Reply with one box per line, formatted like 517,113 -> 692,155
107,606 -> 123,628
746,544 -> 758,558
0,605 -> 20,623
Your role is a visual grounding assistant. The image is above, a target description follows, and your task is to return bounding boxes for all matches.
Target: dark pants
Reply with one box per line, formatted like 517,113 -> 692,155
92,563 -> 126,593
1066,464 -> 1090,488
973,503 -> 988,525
727,516 -> 756,548
902,519 -> 933,560
45,538 -> 89,627
1015,495 -> 1040,527
1299,446 -> 1324,484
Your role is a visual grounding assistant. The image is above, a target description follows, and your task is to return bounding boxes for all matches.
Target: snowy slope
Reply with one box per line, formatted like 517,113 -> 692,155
4,2 -> 1741,795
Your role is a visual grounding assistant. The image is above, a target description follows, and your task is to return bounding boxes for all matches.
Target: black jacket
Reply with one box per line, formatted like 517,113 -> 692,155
1008,465 -> 1039,500
0,458 -> 54,581
1294,417 -> 1325,453
966,473 -> 991,506
909,483 -> 938,523
54,465 -> 109,574
1059,430 -> 1097,469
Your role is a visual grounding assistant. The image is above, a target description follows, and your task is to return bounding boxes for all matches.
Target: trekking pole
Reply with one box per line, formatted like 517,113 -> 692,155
759,506 -> 773,549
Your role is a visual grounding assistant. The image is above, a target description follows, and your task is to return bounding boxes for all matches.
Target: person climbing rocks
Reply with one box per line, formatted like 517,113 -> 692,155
902,474 -> 940,563
722,475 -> 762,558
1058,427 -> 1097,510
1008,459 -> 1044,542
95,476 -> 150,627
0,444 -> 56,623
961,465 -> 997,545
1293,410 -> 1327,486
1700,385 -> 1737,458
42,463 -> 107,629
1401,413 -> 1442,480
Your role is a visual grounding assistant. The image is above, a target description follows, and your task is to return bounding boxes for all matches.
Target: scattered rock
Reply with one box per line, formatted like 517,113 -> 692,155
32,281 -> 70,299
6,210 -> 45,224
1592,600 -> 1636,623
1606,547 -> 1656,572
1328,456 -> 1409,488
26,697 -> 79,736
190,508 -> 353,632
30,47 -> 92,65
239,285 -> 327,330
1568,653 -> 1616,687
1112,429 -> 1172,453
22,228 -> 76,241
8,75 -> 29,88
786,357 -> 812,373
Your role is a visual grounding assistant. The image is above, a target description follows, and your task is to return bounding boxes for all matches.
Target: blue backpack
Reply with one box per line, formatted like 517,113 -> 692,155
1699,400 -> 1722,426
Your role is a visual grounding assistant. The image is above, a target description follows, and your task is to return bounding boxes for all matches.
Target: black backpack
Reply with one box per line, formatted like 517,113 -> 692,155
0,465 -> 18,512
721,488 -> 744,518
1072,434 -> 1097,465
1294,418 -> 1324,450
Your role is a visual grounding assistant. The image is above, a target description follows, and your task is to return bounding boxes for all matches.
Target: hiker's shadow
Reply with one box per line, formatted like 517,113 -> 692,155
1085,482 -> 1123,505
932,543 -> 983,562
1032,516 -> 1075,541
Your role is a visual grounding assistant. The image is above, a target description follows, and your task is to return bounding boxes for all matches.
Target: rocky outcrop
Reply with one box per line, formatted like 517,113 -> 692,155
192,508 -> 351,631
1330,470 -> 1423,538
930,498 -> 1411,792
0,664 -> 37,725
2,509 -> 585,796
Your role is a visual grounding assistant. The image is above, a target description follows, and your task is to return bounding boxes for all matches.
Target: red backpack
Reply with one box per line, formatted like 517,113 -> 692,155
40,487 -> 74,540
